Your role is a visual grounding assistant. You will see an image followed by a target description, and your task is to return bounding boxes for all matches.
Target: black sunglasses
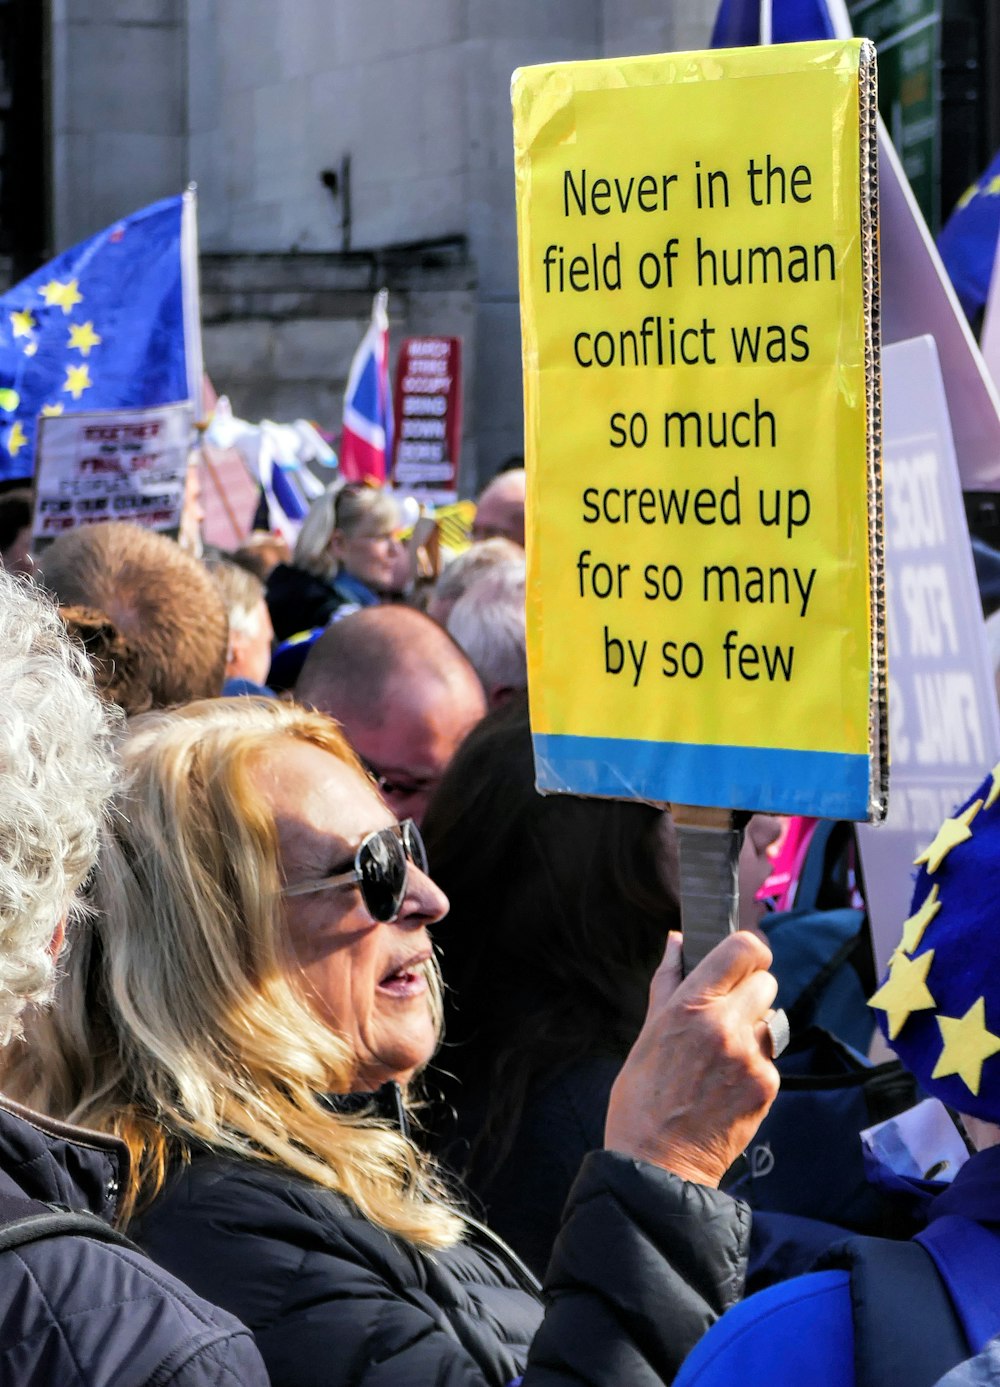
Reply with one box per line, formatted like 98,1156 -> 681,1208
281,820 -> 428,923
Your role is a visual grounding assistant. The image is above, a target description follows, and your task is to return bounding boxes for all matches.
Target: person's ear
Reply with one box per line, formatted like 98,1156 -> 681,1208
227,630 -> 245,676
489,685 -> 517,710
47,917 -> 66,963
327,529 -> 347,564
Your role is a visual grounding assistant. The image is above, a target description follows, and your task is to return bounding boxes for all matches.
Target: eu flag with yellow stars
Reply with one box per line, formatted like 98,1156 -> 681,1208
0,191 -> 202,482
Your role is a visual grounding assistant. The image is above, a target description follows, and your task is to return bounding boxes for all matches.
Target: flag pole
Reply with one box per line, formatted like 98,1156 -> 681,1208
182,184 -> 206,423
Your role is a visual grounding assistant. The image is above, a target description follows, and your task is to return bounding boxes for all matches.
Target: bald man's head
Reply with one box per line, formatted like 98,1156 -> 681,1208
473,469 -> 526,546
295,606 -> 487,823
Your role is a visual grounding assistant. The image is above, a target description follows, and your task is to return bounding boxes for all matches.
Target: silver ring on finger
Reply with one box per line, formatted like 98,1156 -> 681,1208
763,1007 -> 790,1060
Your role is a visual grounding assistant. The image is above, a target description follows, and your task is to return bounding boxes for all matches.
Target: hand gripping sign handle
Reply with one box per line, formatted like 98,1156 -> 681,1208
671,804 -> 744,977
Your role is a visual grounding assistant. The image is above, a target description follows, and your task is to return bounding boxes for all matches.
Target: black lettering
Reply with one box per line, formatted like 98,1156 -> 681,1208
637,175 -> 657,210
790,324 -> 810,361
564,169 -> 587,216
591,177 -> 611,214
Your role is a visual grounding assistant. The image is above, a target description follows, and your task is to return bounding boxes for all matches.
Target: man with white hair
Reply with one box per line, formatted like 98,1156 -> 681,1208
426,536 -> 524,628
0,570 -> 267,1385
206,555 -> 275,695
447,560 -> 528,708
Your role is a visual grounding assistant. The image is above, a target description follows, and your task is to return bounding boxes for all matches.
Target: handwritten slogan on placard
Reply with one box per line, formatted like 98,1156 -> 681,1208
514,40 -> 884,818
33,402 -> 193,552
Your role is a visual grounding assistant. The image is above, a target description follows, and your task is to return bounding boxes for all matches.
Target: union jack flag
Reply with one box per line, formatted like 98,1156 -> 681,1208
339,289 -> 393,483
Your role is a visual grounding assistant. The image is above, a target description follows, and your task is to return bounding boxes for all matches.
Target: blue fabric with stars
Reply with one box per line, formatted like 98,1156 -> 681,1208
873,768 -> 1000,1124
0,194 -> 191,481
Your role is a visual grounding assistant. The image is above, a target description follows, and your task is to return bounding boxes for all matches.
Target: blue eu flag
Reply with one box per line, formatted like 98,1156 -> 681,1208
0,192 -> 201,482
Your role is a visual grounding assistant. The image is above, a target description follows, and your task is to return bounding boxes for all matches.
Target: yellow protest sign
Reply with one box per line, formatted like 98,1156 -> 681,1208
514,39 -> 886,819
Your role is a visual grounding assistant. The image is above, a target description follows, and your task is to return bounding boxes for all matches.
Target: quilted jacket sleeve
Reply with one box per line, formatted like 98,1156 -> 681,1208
524,1151 -> 753,1386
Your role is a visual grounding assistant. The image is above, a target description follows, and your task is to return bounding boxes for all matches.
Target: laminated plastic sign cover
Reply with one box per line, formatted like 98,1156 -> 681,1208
513,39 -> 886,820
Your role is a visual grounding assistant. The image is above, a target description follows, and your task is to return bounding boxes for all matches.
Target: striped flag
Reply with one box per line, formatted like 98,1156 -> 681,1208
340,289 -> 393,483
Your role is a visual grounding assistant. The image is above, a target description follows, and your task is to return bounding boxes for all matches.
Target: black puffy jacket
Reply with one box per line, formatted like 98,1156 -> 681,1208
0,1094 -> 268,1386
134,1134 -> 751,1387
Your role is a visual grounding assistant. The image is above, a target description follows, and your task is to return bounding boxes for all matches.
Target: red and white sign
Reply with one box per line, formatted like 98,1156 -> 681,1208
32,402 -> 193,552
391,336 -> 462,499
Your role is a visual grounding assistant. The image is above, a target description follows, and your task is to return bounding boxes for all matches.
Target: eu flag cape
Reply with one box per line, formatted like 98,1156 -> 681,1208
0,191 -> 202,482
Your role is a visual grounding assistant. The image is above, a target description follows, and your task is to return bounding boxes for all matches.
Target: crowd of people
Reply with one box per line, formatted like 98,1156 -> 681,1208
0,463 -> 998,1386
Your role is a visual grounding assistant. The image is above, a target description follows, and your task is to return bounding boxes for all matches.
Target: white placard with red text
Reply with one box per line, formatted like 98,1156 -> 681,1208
32,402 -> 193,551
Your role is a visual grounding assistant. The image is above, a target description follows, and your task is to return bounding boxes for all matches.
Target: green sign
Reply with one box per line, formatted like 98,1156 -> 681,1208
848,0 -> 942,230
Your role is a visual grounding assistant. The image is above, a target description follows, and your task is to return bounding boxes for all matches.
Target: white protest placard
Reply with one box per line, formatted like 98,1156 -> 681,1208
33,402 -> 194,551
857,336 -> 1000,970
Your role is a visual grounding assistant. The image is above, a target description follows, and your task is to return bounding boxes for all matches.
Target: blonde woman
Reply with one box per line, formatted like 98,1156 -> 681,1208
12,697 -> 781,1387
267,482 -> 403,642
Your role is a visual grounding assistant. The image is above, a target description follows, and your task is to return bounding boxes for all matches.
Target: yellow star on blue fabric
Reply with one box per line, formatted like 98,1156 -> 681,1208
869,948 -> 937,1040
985,763 -> 1000,810
62,363 -> 92,400
68,321 -> 101,356
41,279 -> 83,313
40,403 -> 64,417
40,276 -> 82,312
900,885 -> 942,955
7,422 -> 27,456
932,998 -> 1000,1096
10,309 -> 34,338
914,800 -> 983,874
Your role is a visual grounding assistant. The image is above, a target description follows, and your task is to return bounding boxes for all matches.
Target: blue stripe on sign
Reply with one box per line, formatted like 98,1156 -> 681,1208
531,733 -> 872,819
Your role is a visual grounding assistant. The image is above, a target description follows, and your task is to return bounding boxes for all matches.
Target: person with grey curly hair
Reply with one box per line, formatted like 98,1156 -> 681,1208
0,568 -> 268,1386
0,570 -> 122,1043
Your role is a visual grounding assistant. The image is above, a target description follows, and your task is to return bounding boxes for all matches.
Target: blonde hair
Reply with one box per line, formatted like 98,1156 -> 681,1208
294,484 -> 400,580
10,697 -> 462,1248
204,556 -> 266,637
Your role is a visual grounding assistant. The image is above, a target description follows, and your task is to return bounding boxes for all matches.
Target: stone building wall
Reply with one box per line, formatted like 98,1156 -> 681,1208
50,1 -> 717,489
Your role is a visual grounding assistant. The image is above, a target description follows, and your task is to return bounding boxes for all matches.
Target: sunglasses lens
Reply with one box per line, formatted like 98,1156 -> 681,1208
357,829 -> 407,922
401,820 -> 428,874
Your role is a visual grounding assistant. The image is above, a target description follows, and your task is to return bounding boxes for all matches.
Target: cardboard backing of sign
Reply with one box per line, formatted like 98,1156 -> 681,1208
513,39 -> 885,820
32,402 -> 193,552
